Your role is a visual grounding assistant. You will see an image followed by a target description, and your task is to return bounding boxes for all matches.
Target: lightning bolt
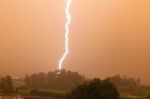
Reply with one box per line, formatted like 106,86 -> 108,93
58,0 -> 72,74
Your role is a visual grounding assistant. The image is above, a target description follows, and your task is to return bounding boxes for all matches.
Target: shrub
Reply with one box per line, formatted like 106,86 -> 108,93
66,78 -> 120,99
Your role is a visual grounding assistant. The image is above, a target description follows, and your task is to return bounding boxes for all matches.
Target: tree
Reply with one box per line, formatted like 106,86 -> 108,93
5,75 -> 14,92
0,75 -> 13,93
24,69 -> 85,90
66,78 -> 120,99
109,75 -> 142,95
0,77 -> 6,90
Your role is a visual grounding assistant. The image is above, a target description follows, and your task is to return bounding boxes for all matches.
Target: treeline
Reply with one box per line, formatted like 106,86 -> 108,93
24,69 -> 85,90
0,75 -> 13,93
0,70 -> 150,98
23,71 -> 150,97
109,75 -> 150,96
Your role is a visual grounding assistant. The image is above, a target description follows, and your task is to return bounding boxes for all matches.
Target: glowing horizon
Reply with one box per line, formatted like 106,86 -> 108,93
58,0 -> 72,74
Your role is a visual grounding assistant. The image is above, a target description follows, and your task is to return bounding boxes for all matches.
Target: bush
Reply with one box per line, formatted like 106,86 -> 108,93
66,78 -> 120,99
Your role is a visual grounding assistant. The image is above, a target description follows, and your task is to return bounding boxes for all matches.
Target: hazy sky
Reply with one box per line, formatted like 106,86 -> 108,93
0,0 -> 150,84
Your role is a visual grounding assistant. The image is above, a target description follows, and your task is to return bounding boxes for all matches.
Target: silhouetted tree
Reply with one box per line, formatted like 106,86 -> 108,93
66,78 -> 120,99
109,75 -> 142,95
0,77 -> 5,90
0,75 -> 13,93
5,75 -> 13,92
24,69 -> 85,90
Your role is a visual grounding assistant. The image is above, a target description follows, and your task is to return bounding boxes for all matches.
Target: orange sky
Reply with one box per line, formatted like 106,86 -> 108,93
0,0 -> 150,84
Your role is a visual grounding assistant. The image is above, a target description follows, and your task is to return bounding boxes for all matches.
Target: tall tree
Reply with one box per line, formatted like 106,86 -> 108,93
5,75 -> 13,92
0,75 -> 13,93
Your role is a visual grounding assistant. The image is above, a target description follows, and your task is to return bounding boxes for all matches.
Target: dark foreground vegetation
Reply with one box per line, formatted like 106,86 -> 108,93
0,75 -> 14,93
66,78 -> 120,99
0,69 -> 150,99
